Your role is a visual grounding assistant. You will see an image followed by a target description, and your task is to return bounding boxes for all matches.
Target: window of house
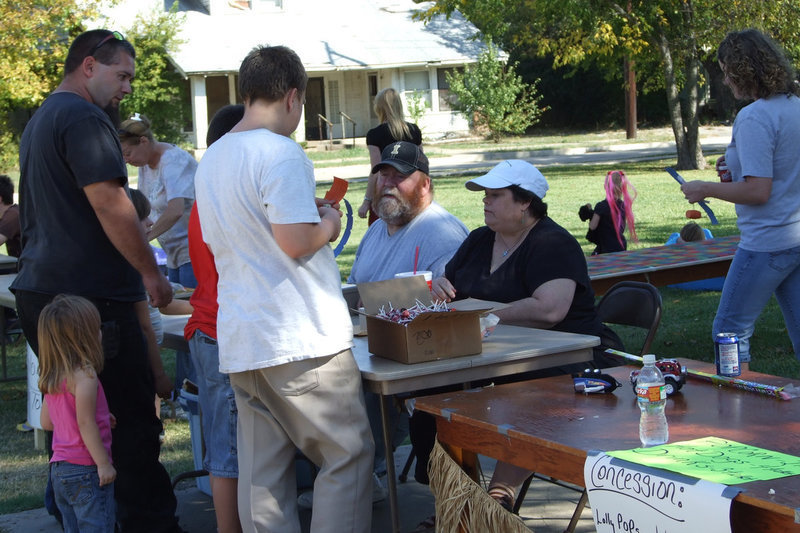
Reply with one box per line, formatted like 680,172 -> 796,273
403,70 -> 431,109
368,74 -> 378,121
437,67 -> 459,111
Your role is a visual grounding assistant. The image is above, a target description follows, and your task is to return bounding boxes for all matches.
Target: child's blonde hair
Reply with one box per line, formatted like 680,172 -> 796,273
37,295 -> 104,394
604,170 -> 638,247
374,88 -> 411,141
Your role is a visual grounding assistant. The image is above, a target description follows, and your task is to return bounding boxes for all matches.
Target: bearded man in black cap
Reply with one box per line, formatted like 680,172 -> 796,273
342,141 -> 467,497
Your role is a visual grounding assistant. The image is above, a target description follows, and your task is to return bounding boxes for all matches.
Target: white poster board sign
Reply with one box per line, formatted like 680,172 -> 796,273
584,451 -> 739,533
27,343 -> 43,429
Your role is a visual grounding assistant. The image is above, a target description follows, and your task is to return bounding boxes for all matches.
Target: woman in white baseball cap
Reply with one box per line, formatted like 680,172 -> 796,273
431,159 -> 617,352
429,159 -> 624,511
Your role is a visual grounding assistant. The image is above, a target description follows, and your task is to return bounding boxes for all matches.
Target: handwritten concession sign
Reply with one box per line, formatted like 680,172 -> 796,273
607,436 -> 800,485
585,451 -> 737,533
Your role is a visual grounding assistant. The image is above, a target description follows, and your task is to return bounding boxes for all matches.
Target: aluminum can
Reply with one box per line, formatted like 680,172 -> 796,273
715,333 -> 740,377
716,157 -> 732,182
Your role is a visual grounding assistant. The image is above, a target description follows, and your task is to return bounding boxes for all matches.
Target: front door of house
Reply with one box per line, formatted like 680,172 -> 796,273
305,77 -> 326,140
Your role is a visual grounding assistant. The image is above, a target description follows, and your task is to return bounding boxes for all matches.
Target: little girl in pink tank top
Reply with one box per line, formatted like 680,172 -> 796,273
38,295 -> 116,532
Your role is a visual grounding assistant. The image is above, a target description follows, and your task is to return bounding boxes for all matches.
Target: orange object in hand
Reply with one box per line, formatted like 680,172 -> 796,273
324,176 -> 349,203
686,209 -> 702,219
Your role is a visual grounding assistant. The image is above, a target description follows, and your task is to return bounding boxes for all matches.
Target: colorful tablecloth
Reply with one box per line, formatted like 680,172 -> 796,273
587,235 -> 740,280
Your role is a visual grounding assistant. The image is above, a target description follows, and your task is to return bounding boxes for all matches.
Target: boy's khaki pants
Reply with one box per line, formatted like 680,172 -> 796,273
232,349 -> 374,533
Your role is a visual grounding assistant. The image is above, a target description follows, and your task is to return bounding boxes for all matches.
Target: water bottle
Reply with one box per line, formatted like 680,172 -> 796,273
636,354 -> 668,446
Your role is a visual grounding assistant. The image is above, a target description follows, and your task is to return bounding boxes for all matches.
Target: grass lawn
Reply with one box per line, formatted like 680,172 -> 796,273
3,127 -> 799,518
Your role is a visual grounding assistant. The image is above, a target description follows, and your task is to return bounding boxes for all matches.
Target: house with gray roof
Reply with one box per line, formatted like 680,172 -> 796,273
104,0 -> 488,149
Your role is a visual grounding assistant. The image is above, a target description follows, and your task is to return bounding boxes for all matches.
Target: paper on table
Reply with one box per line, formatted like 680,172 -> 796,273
607,436 -> 800,485
447,297 -> 508,313
585,451 -> 737,533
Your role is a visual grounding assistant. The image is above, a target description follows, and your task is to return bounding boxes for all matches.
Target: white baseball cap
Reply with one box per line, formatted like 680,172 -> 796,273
465,160 -> 549,199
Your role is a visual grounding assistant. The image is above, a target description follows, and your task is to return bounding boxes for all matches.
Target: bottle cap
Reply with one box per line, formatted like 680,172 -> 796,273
643,354 -> 656,364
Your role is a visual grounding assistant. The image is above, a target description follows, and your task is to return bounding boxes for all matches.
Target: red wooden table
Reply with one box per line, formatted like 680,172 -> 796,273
588,235 -> 739,295
416,358 -> 800,532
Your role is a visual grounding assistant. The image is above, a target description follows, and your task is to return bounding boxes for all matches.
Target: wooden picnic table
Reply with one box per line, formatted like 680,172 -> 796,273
416,358 -> 800,532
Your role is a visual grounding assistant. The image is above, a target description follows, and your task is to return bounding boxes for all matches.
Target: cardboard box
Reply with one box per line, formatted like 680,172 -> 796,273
356,275 -> 495,364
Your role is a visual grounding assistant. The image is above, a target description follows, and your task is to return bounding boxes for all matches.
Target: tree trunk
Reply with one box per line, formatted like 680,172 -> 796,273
624,57 -> 637,139
654,28 -> 704,170
680,0 -> 705,170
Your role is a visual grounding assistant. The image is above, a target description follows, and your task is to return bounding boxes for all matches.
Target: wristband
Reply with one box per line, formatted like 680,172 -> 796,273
364,196 -> 372,203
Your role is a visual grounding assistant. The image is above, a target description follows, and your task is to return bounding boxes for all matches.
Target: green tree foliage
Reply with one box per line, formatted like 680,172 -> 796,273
120,5 -> 189,145
0,1 -> 189,172
406,90 -> 430,127
417,0 -> 800,169
0,0 -> 102,171
446,42 -> 545,142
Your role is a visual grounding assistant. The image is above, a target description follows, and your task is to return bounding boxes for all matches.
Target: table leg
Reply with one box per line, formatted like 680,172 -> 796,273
0,307 -> 25,383
379,394 -> 401,533
439,441 -> 480,482
1,308 -> 7,380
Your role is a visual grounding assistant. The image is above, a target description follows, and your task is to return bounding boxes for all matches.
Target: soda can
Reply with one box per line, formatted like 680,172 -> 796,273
716,156 -> 732,182
715,333 -> 740,377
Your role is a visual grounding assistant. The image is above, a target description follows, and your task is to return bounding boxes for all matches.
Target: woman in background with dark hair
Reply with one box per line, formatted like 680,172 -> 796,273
682,28 -> 800,370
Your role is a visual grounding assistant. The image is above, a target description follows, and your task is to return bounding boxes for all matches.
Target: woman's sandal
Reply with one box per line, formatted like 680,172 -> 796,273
488,488 -> 515,513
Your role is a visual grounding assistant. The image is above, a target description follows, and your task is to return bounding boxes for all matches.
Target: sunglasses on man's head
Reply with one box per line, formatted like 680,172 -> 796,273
87,31 -> 125,58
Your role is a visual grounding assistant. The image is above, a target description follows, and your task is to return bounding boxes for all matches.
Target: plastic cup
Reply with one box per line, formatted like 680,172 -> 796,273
395,270 -> 433,291
358,307 -> 367,333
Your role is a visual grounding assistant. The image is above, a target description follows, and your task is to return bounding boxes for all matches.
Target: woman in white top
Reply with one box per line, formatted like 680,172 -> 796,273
118,114 -> 197,287
119,114 -> 198,392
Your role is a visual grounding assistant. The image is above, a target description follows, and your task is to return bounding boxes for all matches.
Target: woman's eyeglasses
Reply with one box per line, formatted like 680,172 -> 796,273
87,31 -> 125,58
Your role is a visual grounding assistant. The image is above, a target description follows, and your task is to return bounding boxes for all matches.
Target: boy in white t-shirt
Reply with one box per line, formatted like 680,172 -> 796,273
194,45 -> 373,532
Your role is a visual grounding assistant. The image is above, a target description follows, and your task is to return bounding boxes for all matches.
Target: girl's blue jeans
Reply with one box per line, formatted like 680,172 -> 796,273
51,461 -> 115,533
713,245 -> 800,363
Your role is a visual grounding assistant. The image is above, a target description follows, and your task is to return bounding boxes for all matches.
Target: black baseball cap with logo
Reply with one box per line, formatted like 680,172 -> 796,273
371,141 -> 429,175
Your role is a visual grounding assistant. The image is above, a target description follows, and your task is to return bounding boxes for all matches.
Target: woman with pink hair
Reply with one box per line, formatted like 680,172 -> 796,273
581,169 -> 638,254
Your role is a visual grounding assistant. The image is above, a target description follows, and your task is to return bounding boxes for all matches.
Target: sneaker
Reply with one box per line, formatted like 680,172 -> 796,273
296,472 -> 387,509
297,489 -> 313,510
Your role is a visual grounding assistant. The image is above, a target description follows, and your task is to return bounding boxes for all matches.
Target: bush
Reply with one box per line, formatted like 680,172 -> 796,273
446,41 -> 546,142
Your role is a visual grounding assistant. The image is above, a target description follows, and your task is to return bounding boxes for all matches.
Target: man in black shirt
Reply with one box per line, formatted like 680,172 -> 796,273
13,29 -> 180,532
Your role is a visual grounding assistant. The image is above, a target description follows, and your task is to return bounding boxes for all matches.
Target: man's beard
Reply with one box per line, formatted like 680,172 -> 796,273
103,103 -> 121,128
376,184 -> 426,226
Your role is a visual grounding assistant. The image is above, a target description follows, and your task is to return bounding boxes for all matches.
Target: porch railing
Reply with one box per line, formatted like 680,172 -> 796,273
340,112 -> 357,148
317,114 -> 333,146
